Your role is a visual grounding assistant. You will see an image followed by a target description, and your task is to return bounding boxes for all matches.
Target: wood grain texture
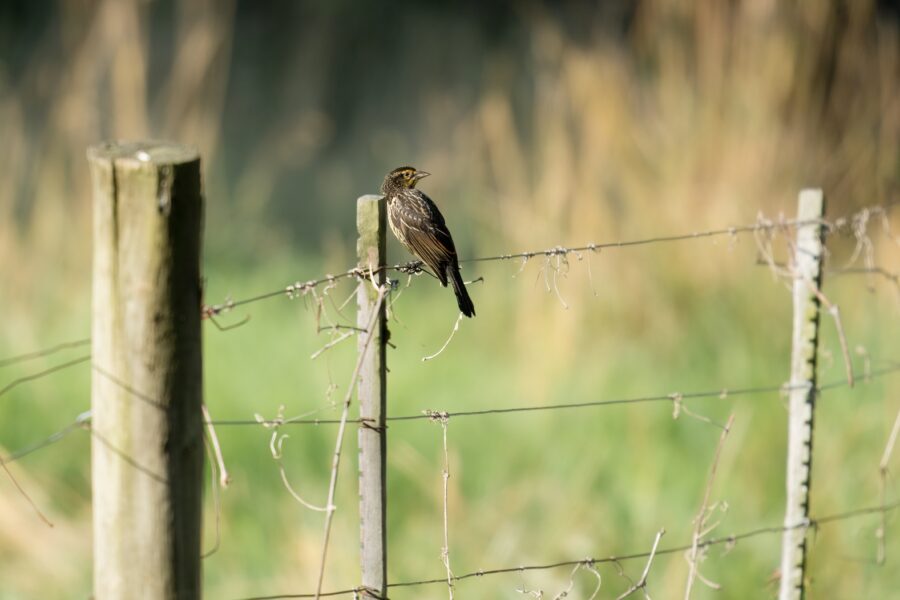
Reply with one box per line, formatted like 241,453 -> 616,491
89,141 -> 204,599
356,194 -> 388,597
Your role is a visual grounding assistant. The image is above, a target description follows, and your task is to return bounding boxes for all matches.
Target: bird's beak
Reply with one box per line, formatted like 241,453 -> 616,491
413,170 -> 431,181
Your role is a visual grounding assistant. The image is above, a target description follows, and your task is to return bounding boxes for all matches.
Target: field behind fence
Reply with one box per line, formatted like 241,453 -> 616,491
0,142 -> 898,599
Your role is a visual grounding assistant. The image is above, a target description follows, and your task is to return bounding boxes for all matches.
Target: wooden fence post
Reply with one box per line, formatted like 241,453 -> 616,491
779,189 -> 826,600
356,194 -> 389,597
88,141 -> 204,599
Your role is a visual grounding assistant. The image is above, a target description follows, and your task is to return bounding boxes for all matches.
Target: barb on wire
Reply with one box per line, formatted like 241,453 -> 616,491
0,338 -> 90,368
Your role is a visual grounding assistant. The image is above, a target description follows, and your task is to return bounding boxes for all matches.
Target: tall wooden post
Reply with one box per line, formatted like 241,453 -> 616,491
779,189 -> 826,600
356,194 -> 388,597
89,141 -> 204,599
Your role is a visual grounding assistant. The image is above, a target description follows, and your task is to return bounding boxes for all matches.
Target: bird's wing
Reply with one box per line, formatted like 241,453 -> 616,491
394,197 -> 457,286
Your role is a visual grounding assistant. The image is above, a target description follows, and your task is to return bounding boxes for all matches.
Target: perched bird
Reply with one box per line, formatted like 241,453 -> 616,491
381,166 -> 476,317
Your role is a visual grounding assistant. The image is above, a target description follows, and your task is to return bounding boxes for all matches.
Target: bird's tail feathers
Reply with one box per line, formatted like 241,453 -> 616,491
449,268 -> 476,318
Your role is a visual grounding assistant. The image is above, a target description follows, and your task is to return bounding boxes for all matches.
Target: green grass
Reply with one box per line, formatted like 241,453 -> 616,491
1,241 -> 898,599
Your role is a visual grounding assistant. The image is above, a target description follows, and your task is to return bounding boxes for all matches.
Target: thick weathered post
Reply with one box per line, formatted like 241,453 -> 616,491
89,141 -> 204,599
356,194 -> 388,597
779,189 -> 826,600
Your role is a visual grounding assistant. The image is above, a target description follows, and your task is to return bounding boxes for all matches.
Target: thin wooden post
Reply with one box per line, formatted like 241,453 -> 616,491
356,194 -> 389,597
779,189 -> 826,600
88,141 -> 204,599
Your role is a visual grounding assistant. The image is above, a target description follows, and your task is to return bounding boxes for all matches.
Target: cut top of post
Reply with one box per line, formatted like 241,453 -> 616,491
793,189 -> 825,282
87,140 -> 199,166
357,194 -> 387,276
357,194 -> 386,234
797,189 -> 824,221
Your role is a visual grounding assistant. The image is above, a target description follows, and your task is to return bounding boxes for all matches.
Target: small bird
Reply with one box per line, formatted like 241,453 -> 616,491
381,166 -> 475,317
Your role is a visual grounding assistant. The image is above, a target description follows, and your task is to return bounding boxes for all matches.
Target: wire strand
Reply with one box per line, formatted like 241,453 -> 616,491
9,365 -> 897,466
208,363 -> 900,427
0,355 -> 92,400
232,499 -> 900,599
203,203 -> 894,317
0,338 -> 90,368
1,412 -> 91,464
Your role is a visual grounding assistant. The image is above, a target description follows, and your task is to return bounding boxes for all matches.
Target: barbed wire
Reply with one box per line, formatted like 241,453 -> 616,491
202,202 -> 897,318
233,498 -> 900,599
6,361 -> 897,493
0,201 -> 894,363
0,201 -> 895,597
209,362 -> 900,427
3,357 -> 897,492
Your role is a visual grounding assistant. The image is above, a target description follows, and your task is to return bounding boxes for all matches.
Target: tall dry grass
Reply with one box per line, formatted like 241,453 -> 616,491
1,0 -> 233,334
2,1 -> 896,305
409,0 -> 900,383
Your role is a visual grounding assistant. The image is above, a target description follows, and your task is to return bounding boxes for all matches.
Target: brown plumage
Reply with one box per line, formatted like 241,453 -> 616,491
381,166 -> 475,317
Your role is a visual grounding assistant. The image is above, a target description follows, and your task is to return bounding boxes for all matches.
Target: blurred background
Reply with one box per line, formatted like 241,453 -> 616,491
1,0 -> 899,598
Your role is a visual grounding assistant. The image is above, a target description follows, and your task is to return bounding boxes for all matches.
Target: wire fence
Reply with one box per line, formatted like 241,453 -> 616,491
0,201 -> 895,342
1,198 -> 899,599
198,201 -> 897,318
234,500 -> 900,600
5,362 -> 899,465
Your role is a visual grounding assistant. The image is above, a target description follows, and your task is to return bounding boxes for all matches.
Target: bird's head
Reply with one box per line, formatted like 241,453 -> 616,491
382,166 -> 430,194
